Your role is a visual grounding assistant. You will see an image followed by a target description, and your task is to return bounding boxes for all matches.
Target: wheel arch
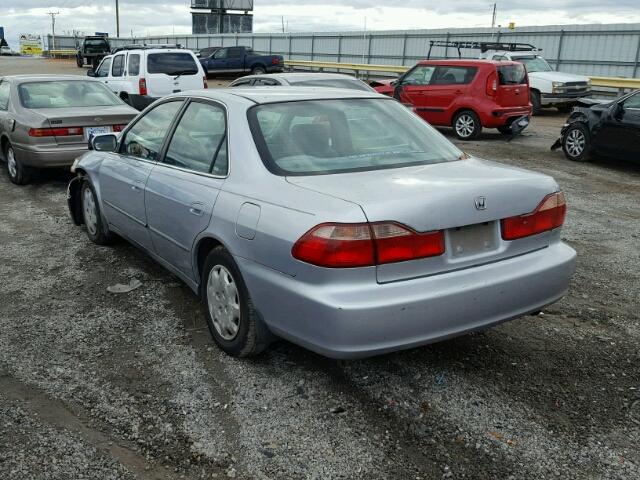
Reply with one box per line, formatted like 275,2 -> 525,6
451,107 -> 480,127
194,235 -> 235,295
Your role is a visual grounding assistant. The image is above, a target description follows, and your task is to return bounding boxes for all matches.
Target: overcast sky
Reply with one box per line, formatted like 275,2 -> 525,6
2,1 -> 640,47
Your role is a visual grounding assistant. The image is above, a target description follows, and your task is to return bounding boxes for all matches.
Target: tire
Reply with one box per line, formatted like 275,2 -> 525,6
251,66 -> 266,75
452,110 -> 482,140
202,246 -> 271,357
76,55 -> 84,68
561,123 -> 591,162
81,179 -> 114,244
530,90 -> 542,116
5,143 -> 31,185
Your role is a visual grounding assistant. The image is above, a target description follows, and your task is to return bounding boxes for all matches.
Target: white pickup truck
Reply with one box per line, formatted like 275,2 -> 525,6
479,48 -> 591,114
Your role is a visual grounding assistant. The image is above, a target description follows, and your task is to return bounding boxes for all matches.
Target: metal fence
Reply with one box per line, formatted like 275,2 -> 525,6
48,23 -> 640,78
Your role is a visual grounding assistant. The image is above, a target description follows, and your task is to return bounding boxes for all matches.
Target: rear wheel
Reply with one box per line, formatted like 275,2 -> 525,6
202,246 -> 271,357
251,66 -> 266,75
530,90 -> 542,116
562,123 -> 591,162
452,110 -> 482,140
76,55 -> 84,68
5,143 -> 31,185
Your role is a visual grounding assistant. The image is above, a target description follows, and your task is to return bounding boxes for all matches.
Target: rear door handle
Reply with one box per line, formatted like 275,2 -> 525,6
189,203 -> 204,216
131,180 -> 143,192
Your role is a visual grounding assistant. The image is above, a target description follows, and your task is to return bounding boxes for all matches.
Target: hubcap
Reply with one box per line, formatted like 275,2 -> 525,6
207,265 -> 241,341
455,115 -> 475,138
565,129 -> 585,157
82,186 -> 98,236
7,148 -> 17,178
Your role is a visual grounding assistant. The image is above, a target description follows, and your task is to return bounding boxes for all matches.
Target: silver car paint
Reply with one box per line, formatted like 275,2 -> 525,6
72,87 -> 576,358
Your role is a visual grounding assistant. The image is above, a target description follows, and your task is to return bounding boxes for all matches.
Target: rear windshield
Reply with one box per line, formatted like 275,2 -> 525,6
514,56 -> 553,73
18,81 -> 122,109
248,98 -> 462,176
85,39 -> 108,46
147,53 -> 198,75
289,78 -> 372,92
498,64 -> 527,85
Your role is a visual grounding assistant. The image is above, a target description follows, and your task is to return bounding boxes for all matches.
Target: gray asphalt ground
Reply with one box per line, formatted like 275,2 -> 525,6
1,56 -> 639,480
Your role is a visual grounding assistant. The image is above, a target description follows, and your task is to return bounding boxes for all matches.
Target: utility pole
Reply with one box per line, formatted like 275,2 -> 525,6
47,11 -> 59,50
281,16 -> 285,34
115,0 -> 120,37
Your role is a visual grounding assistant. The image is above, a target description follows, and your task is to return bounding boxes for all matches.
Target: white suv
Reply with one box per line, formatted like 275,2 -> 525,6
480,49 -> 591,114
90,45 -> 207,110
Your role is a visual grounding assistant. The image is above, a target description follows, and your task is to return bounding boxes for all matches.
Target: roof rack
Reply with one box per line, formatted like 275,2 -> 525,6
111,43 -> 184,54
427,41 -> 540,59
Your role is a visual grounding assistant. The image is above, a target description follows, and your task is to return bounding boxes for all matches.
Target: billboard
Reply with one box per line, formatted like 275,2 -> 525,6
19,34 -> 43,56
0,27 -> 4,39
192,13 -> 253,34
191,0 -> 254,10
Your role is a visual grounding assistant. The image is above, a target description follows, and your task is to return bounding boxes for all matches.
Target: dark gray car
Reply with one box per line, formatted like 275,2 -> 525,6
0,75 -> 138,184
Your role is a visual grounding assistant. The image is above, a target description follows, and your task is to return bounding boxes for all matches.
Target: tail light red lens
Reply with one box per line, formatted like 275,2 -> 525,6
139,78 -> 147,96
486,71 -> 498,97
501,192 -> 567,240
112,124 -> 127,132
292,222 -> 445,268
272,57 -> 280,65
203,76 -> 208,89
29,127 -> 82,137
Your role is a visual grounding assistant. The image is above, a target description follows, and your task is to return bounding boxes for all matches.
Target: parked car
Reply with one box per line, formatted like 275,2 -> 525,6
230,72 -> 375,91
0,75 -> 137,185
373,59 -> 532,140
551,90 -> 640,162
89,45 -> 207,110
67,87 -> 576,359
76,35 -> 111,68
1,46 -> 14,56
480,47 -> 591,115
199,46 -> 284,77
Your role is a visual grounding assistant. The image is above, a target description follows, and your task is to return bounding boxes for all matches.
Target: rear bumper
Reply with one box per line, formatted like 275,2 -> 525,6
266,65 -> 284,73
541,92 -> 591,105
484,106 -> 532,128
14,144 -> 87,168
239,242 -> 577,359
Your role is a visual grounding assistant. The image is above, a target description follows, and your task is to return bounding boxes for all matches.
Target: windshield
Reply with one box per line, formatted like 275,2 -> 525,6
85,39 -> 108,47
514,56 -> 553,73
248,98 -> 462,176
290,78 -> 373,92
147,53 -> 198,75
18,81 -> 123,109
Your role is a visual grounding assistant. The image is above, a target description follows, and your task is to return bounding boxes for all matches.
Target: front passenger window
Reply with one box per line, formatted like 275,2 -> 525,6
164,101 -> 228,175
96,58 -> 112,78
402,66 -> 435,86
623,93 -> 640,109
122,101 -> 183,161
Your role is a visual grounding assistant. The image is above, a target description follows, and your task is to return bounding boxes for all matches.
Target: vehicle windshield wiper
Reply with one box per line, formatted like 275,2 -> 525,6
171,70 -> 198,79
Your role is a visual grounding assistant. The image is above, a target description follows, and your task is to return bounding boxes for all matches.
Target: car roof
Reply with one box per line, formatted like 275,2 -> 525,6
175,86 -> 382,105
250,72 -> 364,83
2,75 -> 101,83
417,59 -> 522,67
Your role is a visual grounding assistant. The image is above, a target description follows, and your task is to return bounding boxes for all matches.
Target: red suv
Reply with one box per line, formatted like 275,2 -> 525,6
373,59 -> 532,140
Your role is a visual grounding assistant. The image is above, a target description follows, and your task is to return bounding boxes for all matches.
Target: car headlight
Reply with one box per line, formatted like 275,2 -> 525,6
552,81 -> 566,93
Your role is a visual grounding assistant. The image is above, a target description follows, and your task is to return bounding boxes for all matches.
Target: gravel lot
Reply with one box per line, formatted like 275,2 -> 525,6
1,57 -> 639,480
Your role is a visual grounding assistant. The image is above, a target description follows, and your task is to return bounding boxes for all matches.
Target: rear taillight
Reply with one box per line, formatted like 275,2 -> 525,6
486,71 -> 498,97
203,76 -> 208,89
139,78 -> 147,96
501,192 -> 567,240
112,124 -> 127,132
272,57 -> 280,65
28,127 -> 82,137
292,222 -> 445,268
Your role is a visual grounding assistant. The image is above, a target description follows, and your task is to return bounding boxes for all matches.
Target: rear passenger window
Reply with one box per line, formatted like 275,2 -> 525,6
111,55 -> 125,77
228,48 -> 244,59
122,101 -> 183,161
128,54 -> 140,76
164,101 -> 227,175
431,67 -> 477,85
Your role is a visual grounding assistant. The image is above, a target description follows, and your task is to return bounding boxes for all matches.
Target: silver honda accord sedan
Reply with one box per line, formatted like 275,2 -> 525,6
67,87 -> 577,359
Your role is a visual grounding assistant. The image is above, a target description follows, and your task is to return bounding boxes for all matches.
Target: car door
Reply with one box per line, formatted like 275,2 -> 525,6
145,99 -> 228,278
210,48 -> 230,72
594,92 -> 640,158
226,47 -> 245,73
394,65 -> 435,120
93,56 -> 112,88
109,53 -> 127,95
425,66 -> 478,125
99,99 -> 185,250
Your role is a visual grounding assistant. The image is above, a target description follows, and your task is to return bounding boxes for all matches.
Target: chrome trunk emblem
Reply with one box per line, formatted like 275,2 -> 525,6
475,196 -> 487,210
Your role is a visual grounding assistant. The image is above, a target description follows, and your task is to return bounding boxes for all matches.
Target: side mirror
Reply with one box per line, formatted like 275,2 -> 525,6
90,133 -> 118,152
87,69 -> 96,77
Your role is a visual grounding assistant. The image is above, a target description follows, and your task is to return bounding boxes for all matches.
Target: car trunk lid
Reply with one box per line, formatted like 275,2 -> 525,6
287,157 -> 560,282
493,64 -> 530,108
